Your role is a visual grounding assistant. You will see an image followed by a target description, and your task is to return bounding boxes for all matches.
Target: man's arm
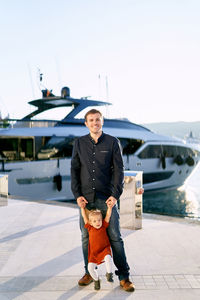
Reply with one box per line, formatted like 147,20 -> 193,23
71,139 -> 88,208
111,138 -> 124,199
71,139 -> 82,199
106,196 -> 117,208
77,196 -> 88,208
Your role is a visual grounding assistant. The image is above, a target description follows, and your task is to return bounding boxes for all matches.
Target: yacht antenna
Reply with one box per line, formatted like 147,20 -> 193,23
37,68 -> 54,97
98,74 -> 102,99
37,68 -> 44,91
38,68 -> 45,90
27,63 -> 35,98
55,56 -> 62,88
105,76 -> 109,100
39,71 -> 43,82
105,76 -> 110,118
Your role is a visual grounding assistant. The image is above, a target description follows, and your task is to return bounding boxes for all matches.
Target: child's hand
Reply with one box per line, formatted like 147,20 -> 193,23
105,197 -> 115,223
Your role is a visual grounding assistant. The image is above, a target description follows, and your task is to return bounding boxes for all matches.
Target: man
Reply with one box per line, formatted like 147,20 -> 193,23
71,109 -> 135,292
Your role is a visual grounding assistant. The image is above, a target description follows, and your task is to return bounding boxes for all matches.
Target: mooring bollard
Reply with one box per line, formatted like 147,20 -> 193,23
0,174 -> 8,206
120,171 -> 143,230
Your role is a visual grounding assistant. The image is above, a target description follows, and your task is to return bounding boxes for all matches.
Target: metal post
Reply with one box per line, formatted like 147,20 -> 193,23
120,171 -> 143,230
0,174 -> 8,206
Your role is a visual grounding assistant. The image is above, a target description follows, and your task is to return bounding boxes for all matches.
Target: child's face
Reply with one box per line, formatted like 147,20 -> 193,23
90,214 -> 102,229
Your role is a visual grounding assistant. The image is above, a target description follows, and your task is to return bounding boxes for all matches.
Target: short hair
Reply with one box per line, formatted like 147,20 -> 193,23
88,209 -> 102,222
84,109 -> 103,122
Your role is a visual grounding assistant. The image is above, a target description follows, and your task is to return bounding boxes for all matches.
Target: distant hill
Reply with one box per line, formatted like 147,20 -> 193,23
142,121 -> 200,139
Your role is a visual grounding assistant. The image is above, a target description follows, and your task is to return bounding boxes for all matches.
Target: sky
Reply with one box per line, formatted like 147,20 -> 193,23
0,0 -> 200,124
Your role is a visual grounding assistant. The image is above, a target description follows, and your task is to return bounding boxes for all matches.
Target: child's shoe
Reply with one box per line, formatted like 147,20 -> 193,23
94,279 -> 101,290
106,272 -> 114,282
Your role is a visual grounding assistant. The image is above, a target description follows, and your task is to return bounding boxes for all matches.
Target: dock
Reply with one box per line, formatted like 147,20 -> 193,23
0,198 -> 200,299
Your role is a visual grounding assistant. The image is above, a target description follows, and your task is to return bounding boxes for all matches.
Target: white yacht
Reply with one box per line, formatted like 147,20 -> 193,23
0,86 -> 199,200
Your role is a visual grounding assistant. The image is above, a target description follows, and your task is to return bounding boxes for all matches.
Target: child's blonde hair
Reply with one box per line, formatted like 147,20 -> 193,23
88,209 -> 102,222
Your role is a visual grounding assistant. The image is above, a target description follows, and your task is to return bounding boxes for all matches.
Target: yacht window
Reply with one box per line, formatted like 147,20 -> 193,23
35,136 -> 51,154
37,136 -> 75,159
21,139 -> 33,158
138,144 -> 199,159
138,145 -> 162,159
175,146 -> 198,157
161,145 -> 176,157
118,138 -> 143,155
0,137 -> 34,161
164,145 -> 197,157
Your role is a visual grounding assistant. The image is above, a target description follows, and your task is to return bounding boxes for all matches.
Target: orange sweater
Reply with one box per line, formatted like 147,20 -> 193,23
85,220 -> 112,264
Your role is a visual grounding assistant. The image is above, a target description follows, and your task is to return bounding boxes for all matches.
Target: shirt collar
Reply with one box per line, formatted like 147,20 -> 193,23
88,132 -> 104,144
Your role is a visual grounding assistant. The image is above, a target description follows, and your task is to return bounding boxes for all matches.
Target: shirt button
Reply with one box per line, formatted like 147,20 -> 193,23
93,178 -> 95,181
93,187 -> 95,190
93,161 -> 95,163
93,170 -> 95,172
93,152 -> 95,155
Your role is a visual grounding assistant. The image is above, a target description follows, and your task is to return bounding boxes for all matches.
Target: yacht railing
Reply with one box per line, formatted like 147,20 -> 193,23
0,120 -> 57,128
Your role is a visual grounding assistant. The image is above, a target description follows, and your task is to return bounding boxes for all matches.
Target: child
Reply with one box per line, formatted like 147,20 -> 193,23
81,202 -> 113,290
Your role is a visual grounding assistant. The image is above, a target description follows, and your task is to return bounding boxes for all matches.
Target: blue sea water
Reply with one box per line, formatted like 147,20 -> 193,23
66,164 -> 200,220
143,163 -> 200,220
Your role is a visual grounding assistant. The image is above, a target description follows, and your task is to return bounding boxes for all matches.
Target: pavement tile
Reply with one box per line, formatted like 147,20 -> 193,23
167,284 -> 180,288
189,282 -> 200,288
133,275 -> 143,282
174,275 -> 185,279
163,275 -> 176,281
1,198 -> 200,300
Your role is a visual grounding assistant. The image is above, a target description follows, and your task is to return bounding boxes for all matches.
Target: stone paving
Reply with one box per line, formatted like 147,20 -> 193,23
0,198 -> 200,299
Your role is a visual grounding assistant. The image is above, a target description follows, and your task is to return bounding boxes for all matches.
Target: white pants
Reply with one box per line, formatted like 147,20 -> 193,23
88,254 -> 112,281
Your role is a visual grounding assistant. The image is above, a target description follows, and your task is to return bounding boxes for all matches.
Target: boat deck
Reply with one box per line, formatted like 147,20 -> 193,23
0,198 -> 200,299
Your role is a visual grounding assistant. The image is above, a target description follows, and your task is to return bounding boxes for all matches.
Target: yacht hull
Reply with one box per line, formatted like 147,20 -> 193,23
1,156 -> 198,201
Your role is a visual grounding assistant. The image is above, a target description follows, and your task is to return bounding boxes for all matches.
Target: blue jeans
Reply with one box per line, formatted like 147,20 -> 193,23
79,197 -> 130,281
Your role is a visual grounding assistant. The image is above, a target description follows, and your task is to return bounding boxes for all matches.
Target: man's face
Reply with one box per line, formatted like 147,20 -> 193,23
85,113 -> 103,134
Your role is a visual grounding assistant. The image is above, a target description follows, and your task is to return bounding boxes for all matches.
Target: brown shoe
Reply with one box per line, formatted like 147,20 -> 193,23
78,274 -> 93,286
120,278 -> 135,292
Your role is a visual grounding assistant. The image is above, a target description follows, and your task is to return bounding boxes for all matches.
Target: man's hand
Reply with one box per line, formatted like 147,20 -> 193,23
77,196 -> 88,208
106,196 -> 117,208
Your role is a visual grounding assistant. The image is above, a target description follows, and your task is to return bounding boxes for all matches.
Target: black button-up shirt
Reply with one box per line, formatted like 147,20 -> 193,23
71,132 -> 124,202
